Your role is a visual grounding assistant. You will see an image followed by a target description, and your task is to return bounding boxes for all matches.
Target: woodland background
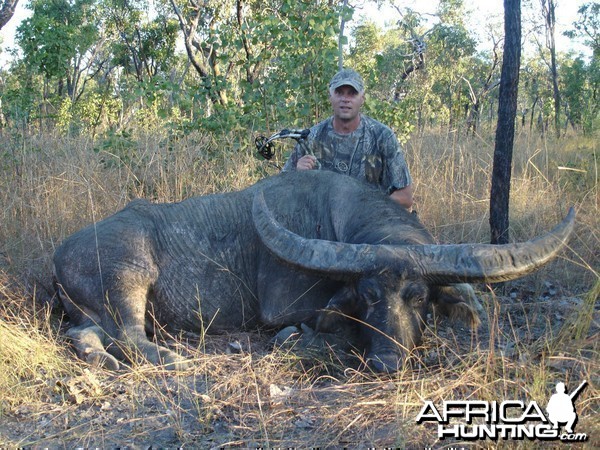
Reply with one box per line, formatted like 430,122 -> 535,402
0,0 -> 597,143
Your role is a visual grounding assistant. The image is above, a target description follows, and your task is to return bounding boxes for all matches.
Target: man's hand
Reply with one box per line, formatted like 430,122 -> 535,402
297,155 -> 317,170
389,184 -> 414,210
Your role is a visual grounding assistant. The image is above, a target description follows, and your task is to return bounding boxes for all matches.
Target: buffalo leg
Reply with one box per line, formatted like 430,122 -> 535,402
66,322 -> 120,370
97,272 -> 189,370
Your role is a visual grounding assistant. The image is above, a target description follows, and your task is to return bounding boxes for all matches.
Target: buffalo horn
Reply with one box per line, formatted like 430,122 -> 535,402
252,189 -> 575,284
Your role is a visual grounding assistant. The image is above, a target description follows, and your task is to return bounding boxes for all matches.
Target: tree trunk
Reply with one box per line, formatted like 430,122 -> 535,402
0,0 -> 18,30
338,0 -> 349,70
169,0 -> 227,108
490,0 -> 521,245
542,0 -> 561,138
542,0 -> 560,138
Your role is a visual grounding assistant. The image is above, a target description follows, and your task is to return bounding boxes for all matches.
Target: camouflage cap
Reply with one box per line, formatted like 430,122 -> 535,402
329,68 -> 364,93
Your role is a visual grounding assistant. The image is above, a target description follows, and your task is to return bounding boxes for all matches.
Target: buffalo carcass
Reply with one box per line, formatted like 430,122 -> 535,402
53,170 -> 575,372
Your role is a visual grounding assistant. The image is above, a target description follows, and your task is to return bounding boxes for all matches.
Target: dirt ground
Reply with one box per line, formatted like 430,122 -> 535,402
0,280 -> 598,449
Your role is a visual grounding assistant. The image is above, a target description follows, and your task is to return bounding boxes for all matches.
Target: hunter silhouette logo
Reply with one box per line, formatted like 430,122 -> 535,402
416,380 -> 589,442
546,380 -> 587,434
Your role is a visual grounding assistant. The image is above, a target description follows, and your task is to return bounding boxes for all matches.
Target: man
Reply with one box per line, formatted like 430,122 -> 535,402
282,68 -> 414,209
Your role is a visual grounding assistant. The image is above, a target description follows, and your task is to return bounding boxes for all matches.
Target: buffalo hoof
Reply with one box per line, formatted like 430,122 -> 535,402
271,326 -> 302,347
86,351 -> 120,371
271,323 -> 324,349
162,358 -> 191,371
367,352 -> 402,373
157,350 -> 191,371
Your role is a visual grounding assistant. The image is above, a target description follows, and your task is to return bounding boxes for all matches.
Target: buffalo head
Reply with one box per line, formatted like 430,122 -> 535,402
252,189 -> 575,372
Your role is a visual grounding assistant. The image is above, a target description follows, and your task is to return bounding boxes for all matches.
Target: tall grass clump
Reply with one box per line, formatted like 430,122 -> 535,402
0,270 -> 78,413
407,129 -> 598,291
0,129 -> 278,285
1,127 -> 596,288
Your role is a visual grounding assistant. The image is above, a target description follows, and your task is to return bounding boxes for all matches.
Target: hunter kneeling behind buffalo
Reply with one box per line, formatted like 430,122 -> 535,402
53,171 -> 574,372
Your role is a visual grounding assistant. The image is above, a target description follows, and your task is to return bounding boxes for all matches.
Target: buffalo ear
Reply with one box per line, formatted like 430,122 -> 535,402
431,284 -> 482,328
315,285 -> 359,333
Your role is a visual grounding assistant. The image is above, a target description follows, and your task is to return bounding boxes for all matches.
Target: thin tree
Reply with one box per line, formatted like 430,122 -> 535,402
490,0 -> 522,245
540,0 -> 561,138
169,0 -> 228,107
338,0 -> 349,70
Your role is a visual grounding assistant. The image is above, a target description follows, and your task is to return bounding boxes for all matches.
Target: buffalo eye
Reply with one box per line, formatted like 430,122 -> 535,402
414,296 -> 426,305
401,283 -> 429,308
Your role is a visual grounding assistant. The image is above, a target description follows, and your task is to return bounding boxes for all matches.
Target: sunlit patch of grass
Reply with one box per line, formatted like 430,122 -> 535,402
1,281 -> 597,447
0,272 -> 78,413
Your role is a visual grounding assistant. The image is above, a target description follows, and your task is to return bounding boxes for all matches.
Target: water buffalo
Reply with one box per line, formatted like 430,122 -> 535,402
53,170 -> 575,372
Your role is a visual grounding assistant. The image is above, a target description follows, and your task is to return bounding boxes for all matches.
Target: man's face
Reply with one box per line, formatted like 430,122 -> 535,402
330,85 -> 365,122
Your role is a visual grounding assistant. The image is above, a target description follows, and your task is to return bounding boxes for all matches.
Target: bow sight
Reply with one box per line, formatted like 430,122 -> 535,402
255,128 -> 310,160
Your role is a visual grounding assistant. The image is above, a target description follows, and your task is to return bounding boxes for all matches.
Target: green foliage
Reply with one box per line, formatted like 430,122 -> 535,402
566,2 -> 600,57
349,22 -> 383,76
55,88 -> 123,136
56,97 -> 74,135
17,0 -> 99,81
560,3 -> 600,136
204,0 -> 342,130
1,0 -> 597,140
94,128 -> 138,167
546,3 -> 600,135
363,96 -> 414,143
108,5 -> 179,81
561,57 -> 587,127
1,61 -> 42,128
348,6 -> 485,133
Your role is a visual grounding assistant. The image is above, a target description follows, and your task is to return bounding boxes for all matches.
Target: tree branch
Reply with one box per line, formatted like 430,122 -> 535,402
0,0 -> 18,31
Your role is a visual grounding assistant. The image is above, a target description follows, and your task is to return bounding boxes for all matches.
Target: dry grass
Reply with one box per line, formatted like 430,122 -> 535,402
0,271 -> 80,413
408,129 -> 598,291
0,128 -> 598,447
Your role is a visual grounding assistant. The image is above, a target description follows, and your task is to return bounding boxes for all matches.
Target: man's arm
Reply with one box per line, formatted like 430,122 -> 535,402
376,124 -> 413,209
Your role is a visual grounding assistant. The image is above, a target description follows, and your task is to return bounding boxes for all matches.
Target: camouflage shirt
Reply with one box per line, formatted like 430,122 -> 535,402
282,115 -> 412,195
